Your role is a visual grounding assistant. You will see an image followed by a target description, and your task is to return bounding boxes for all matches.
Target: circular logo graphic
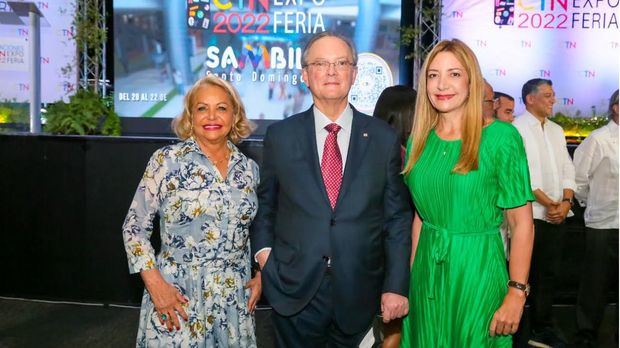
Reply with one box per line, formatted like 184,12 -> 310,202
349,52 -> 394,115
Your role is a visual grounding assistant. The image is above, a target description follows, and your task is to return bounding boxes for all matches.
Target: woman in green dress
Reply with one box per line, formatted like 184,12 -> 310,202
399,39 -> 535,347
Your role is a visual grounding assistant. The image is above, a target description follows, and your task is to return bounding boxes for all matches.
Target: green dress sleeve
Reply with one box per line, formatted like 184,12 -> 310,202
496,125 -> 536,209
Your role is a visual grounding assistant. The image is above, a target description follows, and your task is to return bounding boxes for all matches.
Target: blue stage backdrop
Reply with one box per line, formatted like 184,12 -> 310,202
441,0 -> 619,118
113,0 -> 403,119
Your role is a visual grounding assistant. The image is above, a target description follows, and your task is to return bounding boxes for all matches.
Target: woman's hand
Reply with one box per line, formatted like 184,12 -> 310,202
489,288 -> 526,336
141,269 -> 189,331
246,271 -> 262,313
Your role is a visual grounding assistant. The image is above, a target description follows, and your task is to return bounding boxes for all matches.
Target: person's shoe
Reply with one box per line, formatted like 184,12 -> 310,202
528,328 -> 567,348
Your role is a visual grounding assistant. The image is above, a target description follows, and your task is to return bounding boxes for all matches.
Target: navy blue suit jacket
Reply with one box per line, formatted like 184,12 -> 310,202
251,106 -> 412,334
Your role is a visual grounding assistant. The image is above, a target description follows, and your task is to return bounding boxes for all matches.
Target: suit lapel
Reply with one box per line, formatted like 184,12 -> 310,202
301,107 -> 332,208
335,109 -> 370,210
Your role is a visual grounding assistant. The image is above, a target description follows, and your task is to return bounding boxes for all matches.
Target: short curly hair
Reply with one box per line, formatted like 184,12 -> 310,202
172,75 -> 254,143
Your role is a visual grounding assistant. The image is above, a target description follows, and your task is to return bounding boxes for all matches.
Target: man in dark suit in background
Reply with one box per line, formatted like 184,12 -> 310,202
251,32 -> 412,347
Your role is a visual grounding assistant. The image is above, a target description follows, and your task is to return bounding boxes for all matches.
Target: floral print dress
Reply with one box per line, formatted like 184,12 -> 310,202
122,137 -> 259,348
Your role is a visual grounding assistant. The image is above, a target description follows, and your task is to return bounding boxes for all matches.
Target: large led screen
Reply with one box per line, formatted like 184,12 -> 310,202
113,1 -> 402,119
441,0 -> 619,117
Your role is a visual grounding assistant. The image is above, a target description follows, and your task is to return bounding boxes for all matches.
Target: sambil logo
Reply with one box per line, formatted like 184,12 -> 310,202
204,45 -> 302,70
582,70 -> 596,78
239,44 -> 270,69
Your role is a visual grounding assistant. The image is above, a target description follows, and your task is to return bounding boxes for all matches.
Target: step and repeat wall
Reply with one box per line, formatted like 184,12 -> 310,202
440,0 -> 618,117
0,0 -> 76,103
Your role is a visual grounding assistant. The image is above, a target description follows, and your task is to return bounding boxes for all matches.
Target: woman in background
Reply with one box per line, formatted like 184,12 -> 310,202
373,85 -> 417,348
374,85 -> 417,154
122,75 -> 261,347
400,39 -> 534,347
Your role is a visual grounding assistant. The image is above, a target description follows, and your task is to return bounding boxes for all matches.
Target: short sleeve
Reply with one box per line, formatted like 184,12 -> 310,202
496,126 -> 536,209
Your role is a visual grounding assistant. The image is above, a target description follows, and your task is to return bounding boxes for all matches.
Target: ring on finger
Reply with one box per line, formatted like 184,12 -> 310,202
160,313 -> 168,321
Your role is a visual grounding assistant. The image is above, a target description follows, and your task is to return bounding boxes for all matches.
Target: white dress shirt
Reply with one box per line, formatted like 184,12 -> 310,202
255,105 -> 354,262
314,104 -> 353,171
573,120 -> 619,229
513,110 -> 576,221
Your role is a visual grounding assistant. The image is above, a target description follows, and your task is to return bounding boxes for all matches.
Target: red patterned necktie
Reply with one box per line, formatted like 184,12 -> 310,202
321,123 -> 343,210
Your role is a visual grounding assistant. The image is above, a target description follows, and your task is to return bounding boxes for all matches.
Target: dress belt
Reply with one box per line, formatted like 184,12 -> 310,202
422,221 -> 499,300
159,249 -> 246,269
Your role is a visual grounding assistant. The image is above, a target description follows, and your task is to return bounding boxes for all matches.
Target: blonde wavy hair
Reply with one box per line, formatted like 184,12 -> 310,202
172,75 -> 254,143
404,39 -> 484,175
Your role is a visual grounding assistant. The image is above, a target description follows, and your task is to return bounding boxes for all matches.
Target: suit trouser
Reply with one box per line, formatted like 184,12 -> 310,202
529,219 -> 564,331
576,227 -> 619,338
272,271 -> 369,348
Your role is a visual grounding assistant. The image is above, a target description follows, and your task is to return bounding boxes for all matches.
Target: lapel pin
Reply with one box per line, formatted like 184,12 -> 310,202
363,132 -> 368,137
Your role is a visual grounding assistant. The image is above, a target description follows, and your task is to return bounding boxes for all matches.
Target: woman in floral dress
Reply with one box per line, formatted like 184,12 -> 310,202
122,75 -> 261,347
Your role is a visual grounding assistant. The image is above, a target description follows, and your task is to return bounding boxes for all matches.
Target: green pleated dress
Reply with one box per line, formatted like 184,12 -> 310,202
400,121 -> 534,348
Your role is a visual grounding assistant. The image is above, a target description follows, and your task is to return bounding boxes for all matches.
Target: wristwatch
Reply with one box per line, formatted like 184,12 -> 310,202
562,198 -> 574,207
507,280 -> 530,297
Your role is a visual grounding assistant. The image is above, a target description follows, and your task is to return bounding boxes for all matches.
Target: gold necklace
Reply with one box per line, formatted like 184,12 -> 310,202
206,148 -> 230,165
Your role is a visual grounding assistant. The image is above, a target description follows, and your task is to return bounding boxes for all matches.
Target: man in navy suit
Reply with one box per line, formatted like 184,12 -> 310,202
251,32 -> 412,347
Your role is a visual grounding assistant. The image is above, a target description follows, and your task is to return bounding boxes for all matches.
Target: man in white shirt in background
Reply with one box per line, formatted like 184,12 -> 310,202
513,78 -> 576,348
494,91 -> 516,123
571,89 -> 619,348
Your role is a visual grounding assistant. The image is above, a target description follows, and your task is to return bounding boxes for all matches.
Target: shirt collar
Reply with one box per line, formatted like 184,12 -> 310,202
313,104 -> 353,133
185,136 -> 241,165
522,109 -> 546,126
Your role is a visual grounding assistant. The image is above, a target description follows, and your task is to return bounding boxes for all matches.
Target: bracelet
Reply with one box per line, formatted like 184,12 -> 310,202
507,280 -> 530,297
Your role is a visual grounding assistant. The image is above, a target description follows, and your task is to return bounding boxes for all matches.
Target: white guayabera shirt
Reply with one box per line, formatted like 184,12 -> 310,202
573,121 -> 619,229
513,110 -> 576,221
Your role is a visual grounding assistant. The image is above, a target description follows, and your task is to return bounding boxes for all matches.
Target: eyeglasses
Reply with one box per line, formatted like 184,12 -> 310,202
305,60 -> 355,72
484,98 -> 498,104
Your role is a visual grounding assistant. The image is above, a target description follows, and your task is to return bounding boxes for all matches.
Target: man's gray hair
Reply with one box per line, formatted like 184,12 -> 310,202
301,31 -> 358,67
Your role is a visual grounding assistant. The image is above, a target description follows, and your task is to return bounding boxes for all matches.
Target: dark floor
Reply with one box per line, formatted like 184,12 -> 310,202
0,298 -> 615,347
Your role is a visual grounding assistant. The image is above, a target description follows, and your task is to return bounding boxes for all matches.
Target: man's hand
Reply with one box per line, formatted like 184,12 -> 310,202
545,201 -> 570,224
245,271 -> 262,313
381,292 -> 409,323
489,288 -> 526,336
256,249 -> 271,270
545,201 -> 563,224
